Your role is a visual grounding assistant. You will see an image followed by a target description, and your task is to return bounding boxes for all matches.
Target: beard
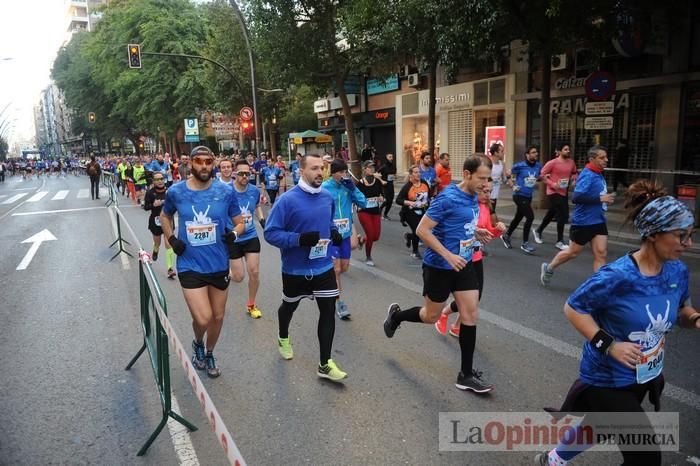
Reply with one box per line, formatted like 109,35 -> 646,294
309,174 -> 323,188
191,166 -> 211,182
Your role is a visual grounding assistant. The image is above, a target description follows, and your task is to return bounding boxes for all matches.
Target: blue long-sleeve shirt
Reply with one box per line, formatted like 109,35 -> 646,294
511,160 -> 542,199
321,178 -> 367,239
264,185 -> 337,275
571,167 -> 608,226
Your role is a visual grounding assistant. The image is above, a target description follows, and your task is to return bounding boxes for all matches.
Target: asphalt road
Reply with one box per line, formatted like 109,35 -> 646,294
1,174 -> 698,466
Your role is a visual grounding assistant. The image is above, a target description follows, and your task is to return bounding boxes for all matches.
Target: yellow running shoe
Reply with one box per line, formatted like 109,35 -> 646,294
278,337 -> 293,360
317,359 -> 347,381
247,305 -> 262,319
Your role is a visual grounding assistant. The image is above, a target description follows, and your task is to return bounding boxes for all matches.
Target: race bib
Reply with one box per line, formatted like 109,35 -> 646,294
636,338 -> 665,384
558,178 -> 569,189
334,218 -> 350,235
186,223 -> 217,247
366,197 -> 380,208
308,239 -> 330,260
267,176 -> 278,188
154,216 -> 161,227
459,239 -> 474,260
242,212 -> 253,229
387,174 -> 395,182
524,175 -> 536,188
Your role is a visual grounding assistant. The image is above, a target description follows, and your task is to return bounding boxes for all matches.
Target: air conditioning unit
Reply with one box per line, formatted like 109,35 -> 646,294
551,54 -> 567,71
407,73 -> 420,87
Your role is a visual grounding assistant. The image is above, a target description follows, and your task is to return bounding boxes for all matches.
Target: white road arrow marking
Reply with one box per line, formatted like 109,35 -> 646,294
16,229 -> 57,271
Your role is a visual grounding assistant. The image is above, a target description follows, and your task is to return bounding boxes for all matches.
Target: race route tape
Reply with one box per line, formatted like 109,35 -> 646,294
139,250 -> 246,466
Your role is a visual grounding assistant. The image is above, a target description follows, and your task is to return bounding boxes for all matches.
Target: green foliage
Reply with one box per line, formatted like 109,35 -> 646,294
0,136 -> 8,158
276,85 -> 318,136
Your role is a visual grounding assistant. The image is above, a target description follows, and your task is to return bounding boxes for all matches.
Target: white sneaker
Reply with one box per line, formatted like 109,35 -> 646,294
532,229 -> 543,244
555,241 -> 569,251
365,259 -> 375,267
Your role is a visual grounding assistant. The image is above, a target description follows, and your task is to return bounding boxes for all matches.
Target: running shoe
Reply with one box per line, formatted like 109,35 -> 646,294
383,215 -> 391,221
455,369 -> 494,393
191,340 -> 206,370
435,314 -> 448,335
555,241 -> 569,251
365,258 -> 375,267
404,232 -> 411,248
317,359 -> 348,381
205,352 -> 221,378
167,268 -> 176,280
247,305 -> 262,319
152,250 -> 158,261
336,300 -> 351,320
501,233 -> 512,249
532,229 -> 543,244
383,303 -> 401,338
410,252 -> 422,260
449,326 -> 460,338
540,262 -> 553,286
278,337 -> 293,360
520,242 -> 536,255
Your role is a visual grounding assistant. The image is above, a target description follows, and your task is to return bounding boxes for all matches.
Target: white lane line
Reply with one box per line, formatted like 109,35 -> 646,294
52,190 -> 69,200
26,191 -> 49,202
12,206 -> 105,216
0,194 -> 7,199
77,189 -> 90,199
350,258 -> 700,412
2,193 -> 28,204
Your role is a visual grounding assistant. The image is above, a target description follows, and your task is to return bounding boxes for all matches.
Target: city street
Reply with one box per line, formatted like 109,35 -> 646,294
1,174 -> 698,465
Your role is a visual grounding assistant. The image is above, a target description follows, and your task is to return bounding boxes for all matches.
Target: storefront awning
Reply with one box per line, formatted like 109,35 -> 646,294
289,130 -> 333,144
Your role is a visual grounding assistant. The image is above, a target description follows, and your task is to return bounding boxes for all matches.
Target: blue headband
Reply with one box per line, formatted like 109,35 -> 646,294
635,196 -> 695,238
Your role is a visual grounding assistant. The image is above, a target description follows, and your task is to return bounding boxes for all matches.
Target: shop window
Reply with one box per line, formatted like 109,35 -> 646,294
680,83 -> 700,175
448,109 -> 473,179
474,110 -> 505,153
474,82 -> 489,106
402,93 -> 419,115
629,94 -> 656,169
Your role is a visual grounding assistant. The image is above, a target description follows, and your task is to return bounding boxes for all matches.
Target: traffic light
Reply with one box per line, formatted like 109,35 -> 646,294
128,44 -> 141,69
88,112 -> 96,124
242,121 -> 254,133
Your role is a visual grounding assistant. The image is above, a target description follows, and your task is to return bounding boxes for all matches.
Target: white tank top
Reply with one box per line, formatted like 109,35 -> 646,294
490,161 -> 504,199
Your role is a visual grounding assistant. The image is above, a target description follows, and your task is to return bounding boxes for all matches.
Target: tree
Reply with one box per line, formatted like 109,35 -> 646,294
0,136 -> 8,159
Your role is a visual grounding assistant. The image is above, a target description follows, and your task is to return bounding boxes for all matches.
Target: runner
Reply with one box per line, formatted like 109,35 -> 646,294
435,153 -> 452,193
540,145 -> 615,286
501,145 -> 542,255
260,162 -> 283,204
535,180 -> 698,466
321,159 -> 367,319
396,165 -> 431,259
488,143 -> 507,215
132,158 -> 148,205
217,157 -> 234,186
144,173 -> 176,279
289,153 -> 302,186
383,155 -> 495,393
229,159 -> 266,319
379,153 -> 397,220
263,153 -> 347,382
418,152 -> 437,192
160,146 -> 246,378
435,181 -> 506,337
532,142 -> 577,250
356,160 -> 385,266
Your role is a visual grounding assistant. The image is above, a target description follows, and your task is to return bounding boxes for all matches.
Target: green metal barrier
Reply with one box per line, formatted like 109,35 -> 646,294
125,251 -> 197,456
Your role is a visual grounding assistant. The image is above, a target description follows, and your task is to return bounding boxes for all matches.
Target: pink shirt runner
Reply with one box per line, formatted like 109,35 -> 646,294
541,158 -> 577,196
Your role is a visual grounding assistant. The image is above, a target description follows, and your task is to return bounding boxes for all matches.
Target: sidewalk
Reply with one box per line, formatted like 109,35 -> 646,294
493,187 -> 700,255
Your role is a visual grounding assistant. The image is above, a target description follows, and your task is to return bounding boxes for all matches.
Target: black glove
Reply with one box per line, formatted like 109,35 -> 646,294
341,177 -> 355,191
258,217 -> 266,229
224,229 -> 239,245
299,231 -> 320,247
169,235 -> 186,256
331,229 -> 343,246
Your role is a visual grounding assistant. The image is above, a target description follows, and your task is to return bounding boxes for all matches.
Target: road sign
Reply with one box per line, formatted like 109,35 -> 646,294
184,118 -> 199,143
239,107 -> 254,121
584,116 -> 614,130
585,71 -> 616,101
585,101 -> 615,115
16,229 -> 56,270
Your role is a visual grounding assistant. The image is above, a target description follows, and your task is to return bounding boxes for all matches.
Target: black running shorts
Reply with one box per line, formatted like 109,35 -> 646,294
282,268 -> 339,302
228,236 -> 261,260
148,216 -> 163,236
422,263 -> 480,303
178,270 -> 230,290
570,223 -> 608,246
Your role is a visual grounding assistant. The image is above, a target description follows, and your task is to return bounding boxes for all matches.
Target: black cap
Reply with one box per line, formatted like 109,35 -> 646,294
330,159 -> 348,174
362,160 -> 375,169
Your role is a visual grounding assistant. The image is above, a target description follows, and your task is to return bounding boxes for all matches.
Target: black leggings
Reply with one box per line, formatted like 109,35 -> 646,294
277,297 -> 336,365
557,384 -> 661,465
403,209 -> 423,253
382,182 -> 395,217
268,189 -> 279,205
507,195 -> 534,242
537,194 -> 569,243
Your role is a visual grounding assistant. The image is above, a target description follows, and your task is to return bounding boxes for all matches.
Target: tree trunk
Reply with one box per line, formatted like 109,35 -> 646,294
270,123 -> 277,158
427,59 -> 438,161
335,72 -> 360,178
